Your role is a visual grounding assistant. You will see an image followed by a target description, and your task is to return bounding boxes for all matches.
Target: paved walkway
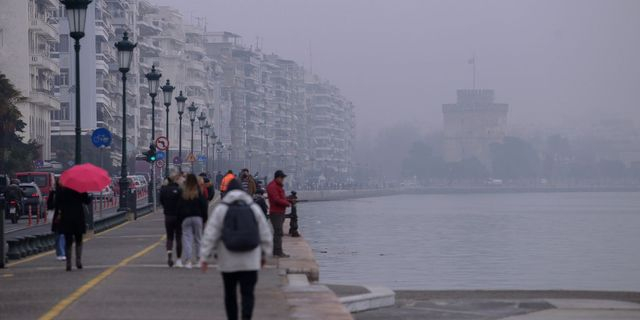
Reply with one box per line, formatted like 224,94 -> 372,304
0,211 -> 290,320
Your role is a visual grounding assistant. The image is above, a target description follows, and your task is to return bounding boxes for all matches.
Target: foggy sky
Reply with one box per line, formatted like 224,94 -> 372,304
152,0 -> 640,137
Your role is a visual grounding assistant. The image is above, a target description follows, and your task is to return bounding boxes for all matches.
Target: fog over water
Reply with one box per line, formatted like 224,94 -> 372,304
152,0 -> 640,135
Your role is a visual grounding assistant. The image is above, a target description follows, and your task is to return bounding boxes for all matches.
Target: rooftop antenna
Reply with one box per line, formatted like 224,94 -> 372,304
468,53 -> 477,89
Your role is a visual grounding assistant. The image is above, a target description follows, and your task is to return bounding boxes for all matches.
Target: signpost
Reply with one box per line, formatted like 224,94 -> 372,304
156,151 -> 165,161
197,155 -> 207,162
155,136 -> 169,151
173,156 -> 182,165
156,160 -> 165,169
92,128 -> 112,169
185,152 -> 196,163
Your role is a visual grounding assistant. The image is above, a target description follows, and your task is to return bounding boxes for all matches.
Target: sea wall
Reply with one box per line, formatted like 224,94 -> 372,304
296,186 -> 640,202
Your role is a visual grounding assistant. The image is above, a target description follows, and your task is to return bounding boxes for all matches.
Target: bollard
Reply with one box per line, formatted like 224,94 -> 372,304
0,207 -> 4,268
7,239 -> 21,260
36,205 -> 40,225
28,205 -> 32,226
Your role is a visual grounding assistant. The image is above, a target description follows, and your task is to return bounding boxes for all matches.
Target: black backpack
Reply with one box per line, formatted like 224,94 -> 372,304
221,200 -> 260,252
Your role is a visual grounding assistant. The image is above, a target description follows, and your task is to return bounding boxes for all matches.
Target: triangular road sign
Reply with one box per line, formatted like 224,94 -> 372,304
185,152 -> 197,162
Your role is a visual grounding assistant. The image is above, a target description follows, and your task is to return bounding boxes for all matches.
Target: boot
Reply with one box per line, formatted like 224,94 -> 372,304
75,243 -> 83,269
167,251 -> 174,267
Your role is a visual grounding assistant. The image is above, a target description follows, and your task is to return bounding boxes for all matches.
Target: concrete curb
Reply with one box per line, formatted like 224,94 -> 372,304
339,286 -> 396,313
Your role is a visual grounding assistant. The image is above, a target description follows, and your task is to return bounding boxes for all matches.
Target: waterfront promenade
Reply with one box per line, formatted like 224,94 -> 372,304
0,209 -> 350,319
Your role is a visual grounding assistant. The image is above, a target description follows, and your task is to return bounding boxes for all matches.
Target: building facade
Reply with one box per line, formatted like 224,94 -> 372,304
0,0 -> 60,160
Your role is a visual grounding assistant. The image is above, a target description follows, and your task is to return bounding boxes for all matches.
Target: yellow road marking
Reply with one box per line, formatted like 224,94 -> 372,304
2,273 -> 14,278
38,235 -> 165,320
6,212 -> 155,267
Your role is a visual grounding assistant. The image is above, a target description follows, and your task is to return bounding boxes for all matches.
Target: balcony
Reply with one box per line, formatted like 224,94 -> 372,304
187,60 -> 206,73
137,19 -> 162,36
96,91 -> 111,107
29,18 -> 57,41
138,41 -> 161,57
95,20 -> 113,41
30,90 -> 60,110
96,54 -> 110,73
185,43 -> 206,56
30,54 -> 59,73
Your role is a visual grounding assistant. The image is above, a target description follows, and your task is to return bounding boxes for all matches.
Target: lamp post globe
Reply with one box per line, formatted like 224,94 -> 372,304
175,91 -> 187,171
115,31 -> 137,212
144,65 -> 161,203
160,80 -> 174,177
61,0 -> 92,166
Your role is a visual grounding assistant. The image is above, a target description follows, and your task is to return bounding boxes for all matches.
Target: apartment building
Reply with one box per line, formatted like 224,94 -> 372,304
0,0 -> 60,160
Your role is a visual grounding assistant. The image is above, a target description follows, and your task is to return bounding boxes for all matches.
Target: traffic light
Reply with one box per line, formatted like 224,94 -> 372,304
143,144 -> 157,162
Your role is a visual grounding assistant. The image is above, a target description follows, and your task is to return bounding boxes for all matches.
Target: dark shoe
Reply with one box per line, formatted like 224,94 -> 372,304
167,252 -> 174,267
66,260 -> 72,271
76,262 -> 83,270
274,253 -> 290,258
290,231 -> 301,237
66,265 -> 72,272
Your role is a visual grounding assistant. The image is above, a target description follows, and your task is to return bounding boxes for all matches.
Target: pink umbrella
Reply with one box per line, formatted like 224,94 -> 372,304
60,163 -> 111,193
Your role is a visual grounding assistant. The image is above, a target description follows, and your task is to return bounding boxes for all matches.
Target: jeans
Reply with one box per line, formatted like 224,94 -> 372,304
55,232 -> 65,257
181,216 -> 203,263
222,271 -> 258,320
269,214 -> 284,255
164,215 -> 182,258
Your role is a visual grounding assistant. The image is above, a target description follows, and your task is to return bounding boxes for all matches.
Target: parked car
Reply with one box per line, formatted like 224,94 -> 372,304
16,172 -> 56,203
19,182 -> 46,219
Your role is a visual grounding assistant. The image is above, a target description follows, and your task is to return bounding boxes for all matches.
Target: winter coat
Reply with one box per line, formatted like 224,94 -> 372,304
176,190 -> 208,223
254,196 -> 268,217
159,182 -> 181,216
241,175 -> 257,196
266,180 -> 290,214
199,190 -> 273,272
220,173 -> 235,193
54,187 -> 90,235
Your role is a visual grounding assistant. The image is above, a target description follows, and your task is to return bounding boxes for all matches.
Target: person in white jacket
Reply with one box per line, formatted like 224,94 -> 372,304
200,180 -> 273,320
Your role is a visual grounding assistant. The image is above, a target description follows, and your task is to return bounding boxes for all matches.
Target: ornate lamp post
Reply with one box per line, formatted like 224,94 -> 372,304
198,111 -> 207,154
227,145 -> 233,169
247,150 -> 253,170
216,142 -> 223,171
115,32 -> 137,212
61,0 -> 92,165
145,65 -> 161,204
210,128 -> 217,174
203,121 -> 211,173
187,102 -> 198,172
175,91 -> 187,171
160,80 -> 174,177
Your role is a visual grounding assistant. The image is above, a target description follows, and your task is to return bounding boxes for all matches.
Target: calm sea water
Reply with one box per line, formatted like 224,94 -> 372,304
298,192 -> 640,290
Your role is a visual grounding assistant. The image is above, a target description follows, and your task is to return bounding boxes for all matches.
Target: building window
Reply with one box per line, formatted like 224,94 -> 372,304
59,34 -> 69,52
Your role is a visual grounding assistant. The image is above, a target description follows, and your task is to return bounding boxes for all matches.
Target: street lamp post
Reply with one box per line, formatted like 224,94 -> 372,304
175,91 -> 187,172
198,111 -> 207,154
187,102 -> 198,172
217,142 -> 223,171
145,65 -> 161,204
247,149 -> 253,171
203,121 -> 211,173
160,80 -> 174,177
115,32 -> 137,212
61,0 -> 92,165
227,145 -> 233,169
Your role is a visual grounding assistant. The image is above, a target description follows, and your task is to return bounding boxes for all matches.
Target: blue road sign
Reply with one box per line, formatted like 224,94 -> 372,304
91,128 -> 112,148
156,151 -> 165,160
197,155 -> 207,162
173,156 -> 181,165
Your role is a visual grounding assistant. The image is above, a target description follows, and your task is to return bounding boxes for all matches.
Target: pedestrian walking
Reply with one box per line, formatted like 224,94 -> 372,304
159,175 -> 183,267
47,181 -> 65,261
220,170 -> 235,198
178,173 -> 209,269
215,171 -> 224,190
287,191 -> 300,237
239,168 -> 257,196
54,186 -> 91,271
200,179 -> 273,320
266,170 -> 292,258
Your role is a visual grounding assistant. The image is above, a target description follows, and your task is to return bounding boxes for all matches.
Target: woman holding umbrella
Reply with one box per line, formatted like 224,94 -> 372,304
57,164 -> 111,271
55,185 -> 91,271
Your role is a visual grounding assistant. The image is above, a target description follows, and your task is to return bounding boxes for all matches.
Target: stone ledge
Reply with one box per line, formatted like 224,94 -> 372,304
340,286 -> 396,313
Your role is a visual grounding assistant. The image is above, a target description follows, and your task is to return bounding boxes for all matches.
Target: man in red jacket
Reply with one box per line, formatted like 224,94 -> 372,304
267,170 -> 292,257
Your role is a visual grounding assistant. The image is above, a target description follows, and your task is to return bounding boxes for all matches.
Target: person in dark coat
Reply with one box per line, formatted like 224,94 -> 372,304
253,188 -> 268,220
54,186 -> 91,271
159,176 -> 183,267
286,191 -> 300,237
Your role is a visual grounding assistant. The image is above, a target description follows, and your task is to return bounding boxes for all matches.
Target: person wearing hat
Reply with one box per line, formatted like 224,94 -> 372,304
266,170 -> 293,257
